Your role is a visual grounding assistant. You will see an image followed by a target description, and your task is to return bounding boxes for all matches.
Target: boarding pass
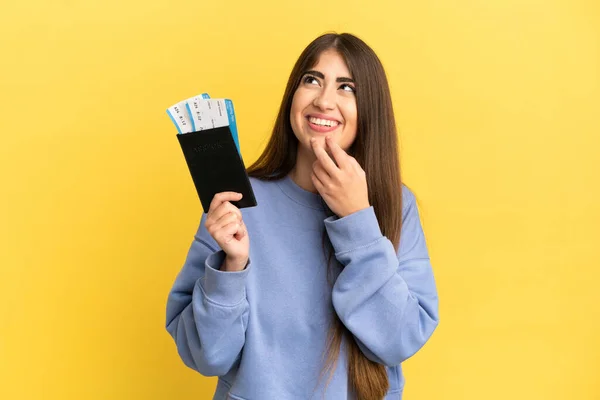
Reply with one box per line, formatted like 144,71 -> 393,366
166,93 -> 240,154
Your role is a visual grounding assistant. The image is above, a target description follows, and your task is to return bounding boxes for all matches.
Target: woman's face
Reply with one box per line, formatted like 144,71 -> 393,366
290,50 -> 358,154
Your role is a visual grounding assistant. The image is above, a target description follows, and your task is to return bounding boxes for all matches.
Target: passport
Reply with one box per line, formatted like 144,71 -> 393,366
168,94 -> 257,212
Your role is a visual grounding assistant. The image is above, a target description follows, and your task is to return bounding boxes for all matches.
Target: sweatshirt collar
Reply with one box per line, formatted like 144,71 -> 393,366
276,174 -> 327,211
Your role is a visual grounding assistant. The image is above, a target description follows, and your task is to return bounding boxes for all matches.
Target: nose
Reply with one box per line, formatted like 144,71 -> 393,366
312,85 -> 336,111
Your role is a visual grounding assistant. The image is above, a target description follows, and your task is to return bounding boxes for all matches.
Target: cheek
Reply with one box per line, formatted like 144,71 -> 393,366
291,89 -> 310,113
340,102 -> 358,148
342,102 -> 358,129
291,96 -> 306,124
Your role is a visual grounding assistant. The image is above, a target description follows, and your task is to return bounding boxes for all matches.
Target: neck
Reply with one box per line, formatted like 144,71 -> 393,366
290,145 -> 318,193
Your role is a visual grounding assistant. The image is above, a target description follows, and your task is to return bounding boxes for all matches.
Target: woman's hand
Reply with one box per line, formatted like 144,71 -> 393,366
205,192 -> 249,272
311,136 -> 370,218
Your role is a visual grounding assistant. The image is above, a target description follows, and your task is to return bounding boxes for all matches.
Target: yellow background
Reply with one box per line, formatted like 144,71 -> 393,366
1,0 -> 599,399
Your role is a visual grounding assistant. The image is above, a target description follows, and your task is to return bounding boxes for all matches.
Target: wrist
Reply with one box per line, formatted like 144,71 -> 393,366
222,256 -> 249,272
340,204 -> 371,218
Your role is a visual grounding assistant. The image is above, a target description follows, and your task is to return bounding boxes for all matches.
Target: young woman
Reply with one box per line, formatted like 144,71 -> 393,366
166,33 -> 439,400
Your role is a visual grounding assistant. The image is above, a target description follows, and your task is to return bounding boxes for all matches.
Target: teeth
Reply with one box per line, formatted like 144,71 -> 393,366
309,117 -> 338,127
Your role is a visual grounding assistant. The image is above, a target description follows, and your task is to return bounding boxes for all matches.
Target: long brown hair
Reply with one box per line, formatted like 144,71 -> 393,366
246,32 -> 403,400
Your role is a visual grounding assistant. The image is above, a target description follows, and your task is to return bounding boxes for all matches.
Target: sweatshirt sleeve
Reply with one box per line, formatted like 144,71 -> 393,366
324,186 -> 439,366
165,214 -> 250,377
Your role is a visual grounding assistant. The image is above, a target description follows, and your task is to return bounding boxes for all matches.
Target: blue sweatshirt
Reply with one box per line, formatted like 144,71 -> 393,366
165,174 -> 439,399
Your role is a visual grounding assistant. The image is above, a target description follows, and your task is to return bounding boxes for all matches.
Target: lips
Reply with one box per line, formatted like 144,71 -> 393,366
308,116 -> 339,127
305,114 -> 342,134
306,113 -> 341,124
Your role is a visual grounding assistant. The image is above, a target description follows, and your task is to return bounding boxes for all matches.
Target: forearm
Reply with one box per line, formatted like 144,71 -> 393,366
332,246 -> 438,365
166,244 -> 250,376
325,200 -> 439,366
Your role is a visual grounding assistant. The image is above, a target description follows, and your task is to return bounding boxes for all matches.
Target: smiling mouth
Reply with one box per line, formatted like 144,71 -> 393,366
307,116 -> 340,128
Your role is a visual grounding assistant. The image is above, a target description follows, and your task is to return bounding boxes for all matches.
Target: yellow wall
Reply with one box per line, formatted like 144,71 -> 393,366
1,0 -> 599,399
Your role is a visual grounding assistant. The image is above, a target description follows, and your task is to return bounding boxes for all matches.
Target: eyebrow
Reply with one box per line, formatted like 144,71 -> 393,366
304,70 -> 354,83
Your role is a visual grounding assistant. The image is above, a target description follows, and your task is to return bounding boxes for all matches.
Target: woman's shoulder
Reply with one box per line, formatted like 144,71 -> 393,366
401,184 -> 416,209
402,183 -> 415,208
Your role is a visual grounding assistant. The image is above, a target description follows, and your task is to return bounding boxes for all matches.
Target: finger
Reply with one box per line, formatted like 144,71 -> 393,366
325,136 -> 349,169
207,212 -> 237,238
221,221 -> 242,243
311,138 -> 339,176
209,200 -> 243,223
312,160 -> 330,187
311,169 -> 325,193
217,211 -> 245,237
234,223 -> 246,240
215,213 -> 242,233
208,192 -> 243,217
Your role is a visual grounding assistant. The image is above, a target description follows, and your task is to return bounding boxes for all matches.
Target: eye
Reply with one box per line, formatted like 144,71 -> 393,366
302,75 -> 320,85
340,83 -> 356,93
